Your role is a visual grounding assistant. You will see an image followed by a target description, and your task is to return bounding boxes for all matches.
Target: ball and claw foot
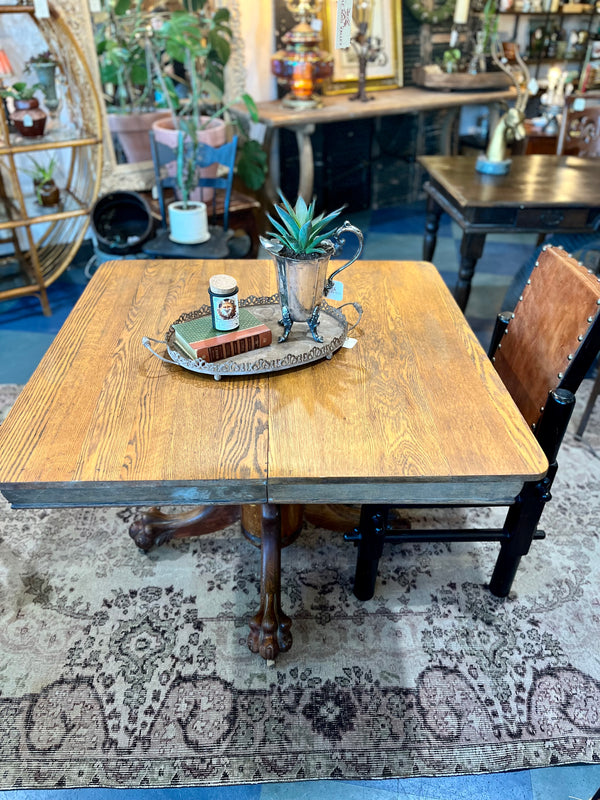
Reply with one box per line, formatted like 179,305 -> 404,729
247,598 -> 292,660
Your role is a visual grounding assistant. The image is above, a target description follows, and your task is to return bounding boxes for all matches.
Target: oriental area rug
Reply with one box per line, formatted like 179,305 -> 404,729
0,382 -> 599,789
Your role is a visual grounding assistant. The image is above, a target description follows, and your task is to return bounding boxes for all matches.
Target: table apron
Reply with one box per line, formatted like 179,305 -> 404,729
0,481 -> 268,509
2,477 -> 530,509
425,183 -> 600,232
267,478 -> 526,505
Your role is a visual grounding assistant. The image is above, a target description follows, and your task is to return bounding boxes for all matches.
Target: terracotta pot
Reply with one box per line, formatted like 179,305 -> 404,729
151,115 -> 227,203
11,98 -> 46,137
108,110 -> 171,164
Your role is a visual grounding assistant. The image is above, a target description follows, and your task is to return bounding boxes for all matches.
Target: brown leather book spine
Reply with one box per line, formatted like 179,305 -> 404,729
195,329 -> 272,362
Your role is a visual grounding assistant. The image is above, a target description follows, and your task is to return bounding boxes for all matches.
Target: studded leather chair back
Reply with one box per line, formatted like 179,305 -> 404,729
492,245 -> 600,429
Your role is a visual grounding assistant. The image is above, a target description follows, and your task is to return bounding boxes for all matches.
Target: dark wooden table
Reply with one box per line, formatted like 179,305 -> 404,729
0,259 -> 547,660
418,155 -> 600,312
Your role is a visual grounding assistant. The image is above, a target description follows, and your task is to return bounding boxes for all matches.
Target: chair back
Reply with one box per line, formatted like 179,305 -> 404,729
556,96 -> 600,157
149,130 -> 238,231
492,244 -> 600,430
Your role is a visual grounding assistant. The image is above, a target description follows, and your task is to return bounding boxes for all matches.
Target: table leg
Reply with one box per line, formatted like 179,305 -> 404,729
423,193 -> 442,262
129,506 -> 242,551
129,504 -> 304,551
454,232 -> 486,313
248,503 -> 292,661
294,123 -> 316,203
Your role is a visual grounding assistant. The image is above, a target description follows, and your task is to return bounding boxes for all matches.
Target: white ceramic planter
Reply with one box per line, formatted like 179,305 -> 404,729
168,201 -> 209,245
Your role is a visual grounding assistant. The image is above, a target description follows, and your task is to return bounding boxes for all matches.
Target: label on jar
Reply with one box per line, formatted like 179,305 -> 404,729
210,291 -> 239,331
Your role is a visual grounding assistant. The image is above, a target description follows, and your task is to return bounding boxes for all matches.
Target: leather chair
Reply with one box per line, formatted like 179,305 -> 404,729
524,96 -> 600,435
348,245 -> 600,601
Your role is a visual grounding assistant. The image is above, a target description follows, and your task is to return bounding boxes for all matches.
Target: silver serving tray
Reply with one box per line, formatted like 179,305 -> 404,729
143,294 -> 362,380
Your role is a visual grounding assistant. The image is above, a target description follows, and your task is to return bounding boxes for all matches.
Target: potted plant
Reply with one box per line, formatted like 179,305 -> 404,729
0,81 -> 46,137
167,130 -> 209,244
149,1 -> 266,201
25,50 -> 60,113
260,193 -> 363,342
94,0 -> 170,162
442,48 -> 461,74
23,155 -> 60,206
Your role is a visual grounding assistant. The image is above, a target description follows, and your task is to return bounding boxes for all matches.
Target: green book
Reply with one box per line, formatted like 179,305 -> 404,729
173,308 -> 264,344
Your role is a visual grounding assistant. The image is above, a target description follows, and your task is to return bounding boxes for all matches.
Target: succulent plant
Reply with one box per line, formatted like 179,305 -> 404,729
266,192 -> 344,256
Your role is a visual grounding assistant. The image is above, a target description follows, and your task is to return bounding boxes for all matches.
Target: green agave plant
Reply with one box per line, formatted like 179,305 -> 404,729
266,192 -> 344,256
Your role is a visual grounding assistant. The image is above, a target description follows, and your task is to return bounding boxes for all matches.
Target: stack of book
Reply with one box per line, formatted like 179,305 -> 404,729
172,308 -> 272,363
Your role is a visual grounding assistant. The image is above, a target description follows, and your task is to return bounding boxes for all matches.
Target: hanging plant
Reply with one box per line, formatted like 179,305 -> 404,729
407,0 -> 456,24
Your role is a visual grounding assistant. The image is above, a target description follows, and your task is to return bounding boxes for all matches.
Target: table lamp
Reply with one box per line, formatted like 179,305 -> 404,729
271,0 -> 333,109
349,0 -> 387,102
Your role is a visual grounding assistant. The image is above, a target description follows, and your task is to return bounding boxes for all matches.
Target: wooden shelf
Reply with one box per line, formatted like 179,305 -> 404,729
0,3 -> 102,315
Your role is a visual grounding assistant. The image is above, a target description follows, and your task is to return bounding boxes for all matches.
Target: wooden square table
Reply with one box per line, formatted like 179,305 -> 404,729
418,155 -> 600,312
0,258 -> 548,660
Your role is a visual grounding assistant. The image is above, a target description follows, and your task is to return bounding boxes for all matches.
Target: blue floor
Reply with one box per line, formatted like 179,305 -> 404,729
1,203 -> 599,800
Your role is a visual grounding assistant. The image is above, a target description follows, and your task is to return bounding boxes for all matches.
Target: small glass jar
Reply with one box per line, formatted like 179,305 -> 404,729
208,274 -> 239,331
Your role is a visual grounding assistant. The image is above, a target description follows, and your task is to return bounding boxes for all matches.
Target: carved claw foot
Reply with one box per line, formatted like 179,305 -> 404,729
277,308 -> 293,343
247,503 -> 292,660
306,308 -> 323,343
248,597 -> 292,660
129,506 -> 241,552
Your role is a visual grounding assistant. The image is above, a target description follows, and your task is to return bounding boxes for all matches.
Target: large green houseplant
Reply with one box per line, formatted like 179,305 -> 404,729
94,0 -> 170,162
149,0 -> 266,203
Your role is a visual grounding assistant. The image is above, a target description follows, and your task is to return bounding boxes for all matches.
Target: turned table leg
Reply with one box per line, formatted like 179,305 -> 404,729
247,503 -> 292,661
423,192 -> 442,262
454,232 -> 486,313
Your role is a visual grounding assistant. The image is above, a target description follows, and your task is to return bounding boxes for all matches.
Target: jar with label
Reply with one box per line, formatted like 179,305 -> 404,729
208,274 -> 239,331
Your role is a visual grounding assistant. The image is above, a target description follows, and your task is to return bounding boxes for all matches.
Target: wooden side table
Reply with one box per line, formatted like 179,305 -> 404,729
418,154 -> 600,312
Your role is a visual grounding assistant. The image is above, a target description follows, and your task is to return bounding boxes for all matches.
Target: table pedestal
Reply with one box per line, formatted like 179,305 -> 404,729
128,503 -> 360,660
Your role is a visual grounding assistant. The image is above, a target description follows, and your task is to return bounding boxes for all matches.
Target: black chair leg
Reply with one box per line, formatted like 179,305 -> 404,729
489,478 -> 549,597
353,505 -> 389,601
491,387 -> 575,597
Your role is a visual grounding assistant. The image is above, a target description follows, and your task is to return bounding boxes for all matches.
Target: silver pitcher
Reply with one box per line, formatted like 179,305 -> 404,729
260,220 -> 363,343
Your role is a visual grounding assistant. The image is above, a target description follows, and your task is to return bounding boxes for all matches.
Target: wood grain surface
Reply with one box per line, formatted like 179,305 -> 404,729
0,259 -> 548,508
418,155 -> 600,209
232,87 -> 515,129
0,260 -> 273,506
266,260 -> 547,503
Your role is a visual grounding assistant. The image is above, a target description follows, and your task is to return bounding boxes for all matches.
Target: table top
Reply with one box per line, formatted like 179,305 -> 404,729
0,259 -> 547,509
418,154 -> 600,209
233,86 -> 516,129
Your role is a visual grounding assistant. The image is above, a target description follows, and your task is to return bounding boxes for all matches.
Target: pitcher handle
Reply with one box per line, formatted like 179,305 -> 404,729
323,221 -> 364,295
